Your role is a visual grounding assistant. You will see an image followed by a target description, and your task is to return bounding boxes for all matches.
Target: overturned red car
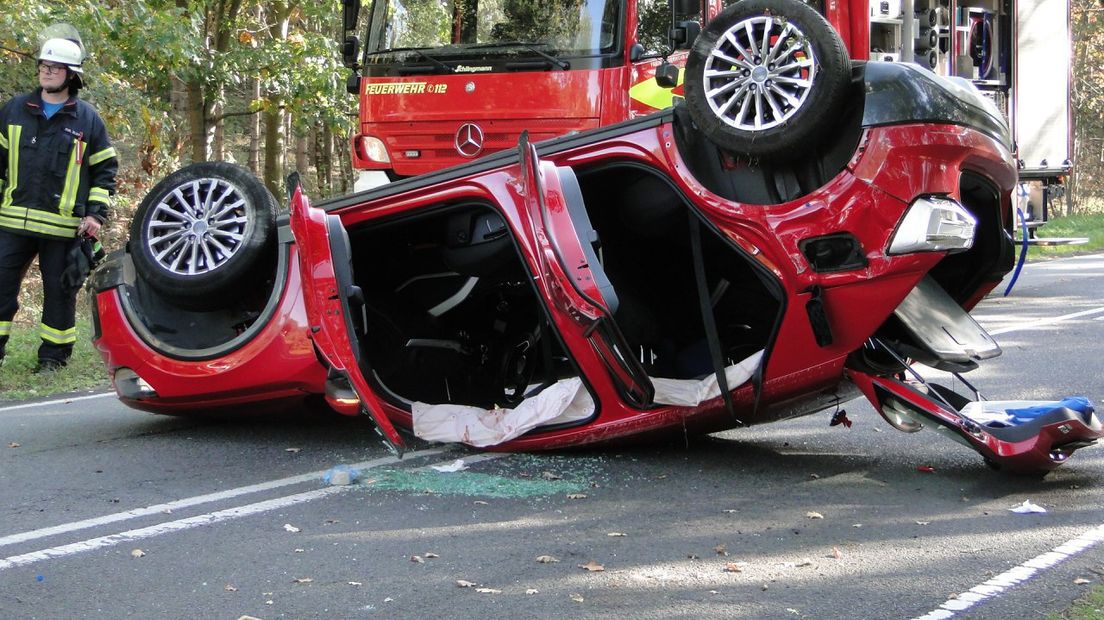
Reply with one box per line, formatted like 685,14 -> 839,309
90,1 -> 1100,471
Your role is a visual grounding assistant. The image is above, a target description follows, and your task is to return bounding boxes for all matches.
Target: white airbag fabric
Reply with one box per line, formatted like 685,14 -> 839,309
650,350 -> 763,407
414,378 -> 595,447
412,350 -> 764,447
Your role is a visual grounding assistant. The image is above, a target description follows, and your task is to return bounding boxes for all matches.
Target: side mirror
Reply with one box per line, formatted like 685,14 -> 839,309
655,62 -> 680,88
629,43 -> 645,62
671,0 -> 701,16
669,21 -> 701,50
346,72 -> 361,95
343,0 -> 362,32
342,35 -> 360,67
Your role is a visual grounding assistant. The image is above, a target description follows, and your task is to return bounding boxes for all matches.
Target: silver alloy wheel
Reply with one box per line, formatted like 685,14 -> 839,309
702,15 -> 818,131
144,177 -> 249,277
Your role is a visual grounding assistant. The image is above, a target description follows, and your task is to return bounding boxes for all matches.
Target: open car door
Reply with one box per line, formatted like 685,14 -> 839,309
288,177 -> 407,454
515,134 -> 655,407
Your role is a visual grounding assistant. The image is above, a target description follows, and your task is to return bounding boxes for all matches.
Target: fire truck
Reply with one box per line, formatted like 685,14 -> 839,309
340,0 -> 1072,201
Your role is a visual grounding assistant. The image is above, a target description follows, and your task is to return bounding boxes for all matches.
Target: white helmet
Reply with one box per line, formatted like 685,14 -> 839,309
38,38 -> 83,73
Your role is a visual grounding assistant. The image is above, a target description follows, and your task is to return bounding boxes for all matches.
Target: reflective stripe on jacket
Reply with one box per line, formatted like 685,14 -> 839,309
0,89 -> 117,239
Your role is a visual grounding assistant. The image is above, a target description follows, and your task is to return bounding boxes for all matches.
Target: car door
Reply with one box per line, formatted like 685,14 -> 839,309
288,178 -> 407,454
516,134 -> 655,407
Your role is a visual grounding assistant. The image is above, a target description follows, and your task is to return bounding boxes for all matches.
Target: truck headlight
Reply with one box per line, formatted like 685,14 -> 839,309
888,196 -> 976,255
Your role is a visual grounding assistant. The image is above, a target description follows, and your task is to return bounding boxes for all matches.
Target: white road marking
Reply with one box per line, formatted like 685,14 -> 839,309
988,306 -> 1104,336
0,392 -> 112,413
0,451 -> 503,572
0,450 -> 445,549
913,523 -> 1104,619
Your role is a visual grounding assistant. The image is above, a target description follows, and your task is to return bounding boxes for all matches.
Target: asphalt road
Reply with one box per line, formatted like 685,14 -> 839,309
1,253 -> 1102,620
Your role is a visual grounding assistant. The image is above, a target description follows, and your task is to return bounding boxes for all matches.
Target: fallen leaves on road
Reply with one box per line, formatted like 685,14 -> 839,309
285,447 -> 301,453
536,555 -> 560,564
130,549 -> 146,558
1074,578 -> 1092,585
567,493 -> 588,500
526,588 -> 539,595
723,562 -> 747,573
916,521 -> 931,526
293,578 -> 313,584
795,559 -> 813,567
283,524 -> 300,533
607,532 -> 627,537
424,552 -> 439,558
7,442 -> 20,448
473,500 -> 489,505
224,584 -> 237,592
806,511 -> 824,520
237,616 -> 263,620
411,556 -> 425,563
570,594 -> 585,602
348,581 -> 362,586
578,561 -> 605,572
456,580 -> 477,588
714,545 -> 728,556
541,471 -> 562,480
475,587 -> 501,594
831,547 -> 843,559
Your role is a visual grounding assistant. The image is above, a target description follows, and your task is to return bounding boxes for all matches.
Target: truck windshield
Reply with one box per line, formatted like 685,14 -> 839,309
362,0 -> 622,58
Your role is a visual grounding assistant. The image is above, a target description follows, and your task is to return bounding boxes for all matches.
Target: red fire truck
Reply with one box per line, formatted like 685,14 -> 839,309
341,0 -> 1071,197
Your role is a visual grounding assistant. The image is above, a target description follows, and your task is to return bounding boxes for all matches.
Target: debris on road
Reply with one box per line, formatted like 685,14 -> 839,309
456,580 -> 477,588
475,587 -> 501,594
224,584 -> 237,592
283,523 -> 301,533
1074,578 -> 1092,585
917,465 -> 936,473
526,588 -> 539,595
293,577 -> 313,584
567,493 -> 588,499
130,549 -> 146,558
536,555 -> 560,564
570,594 -> 585,602
806,511 -> 824,519
723,562 -> 747,573
578,561 -> 605,572
7,442 -> 20,448
1009,500 -> 1047,514
323,464 -> 360,486
430,459 -> 468,473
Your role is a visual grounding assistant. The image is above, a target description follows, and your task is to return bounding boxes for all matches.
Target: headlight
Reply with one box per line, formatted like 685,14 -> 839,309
358,136 -> 391,164
888,196 -> 976,255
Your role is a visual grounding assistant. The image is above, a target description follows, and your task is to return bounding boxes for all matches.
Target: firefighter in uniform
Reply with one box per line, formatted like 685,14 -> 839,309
0,36 -> 117,371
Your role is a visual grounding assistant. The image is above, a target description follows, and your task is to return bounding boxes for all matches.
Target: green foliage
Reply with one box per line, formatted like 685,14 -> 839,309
0,308 -> 108,400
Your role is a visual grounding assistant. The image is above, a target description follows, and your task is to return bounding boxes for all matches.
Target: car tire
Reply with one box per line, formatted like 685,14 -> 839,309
683,0 -> 851,160
129,161 -> 277,306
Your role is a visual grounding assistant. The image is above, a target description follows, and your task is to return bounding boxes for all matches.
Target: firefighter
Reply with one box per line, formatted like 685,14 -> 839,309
0,34 -> 117,371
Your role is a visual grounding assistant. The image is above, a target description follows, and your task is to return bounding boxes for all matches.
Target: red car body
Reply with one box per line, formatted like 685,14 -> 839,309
91,61 -> 1100,472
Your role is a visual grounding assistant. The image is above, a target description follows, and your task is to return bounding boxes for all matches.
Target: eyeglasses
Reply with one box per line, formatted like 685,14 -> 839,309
38,63 -> 67,75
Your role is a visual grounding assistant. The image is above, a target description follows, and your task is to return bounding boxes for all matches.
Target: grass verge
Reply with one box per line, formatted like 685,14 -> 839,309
1024,213 -> 1104,258
1050,585 -> 1104,620
0,298 -> 110,401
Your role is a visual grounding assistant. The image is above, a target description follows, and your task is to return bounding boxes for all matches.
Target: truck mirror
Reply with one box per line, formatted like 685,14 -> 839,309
629,43 -> 645,62
342,35 -> 360,67
346,72 -> 361,95
343,0 -> 361,32
668,21 -> 701,50
655,62 -> 679,88
671,0 -> 701,16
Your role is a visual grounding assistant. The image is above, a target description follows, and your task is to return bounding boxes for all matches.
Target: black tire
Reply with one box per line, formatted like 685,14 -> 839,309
683,0 -> 851,160
129,162 -> 277,306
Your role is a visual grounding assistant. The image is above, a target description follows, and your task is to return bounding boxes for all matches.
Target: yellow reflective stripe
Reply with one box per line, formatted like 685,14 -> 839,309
0,130 -> 7,149
0,204 -> 81,227
3,125 -> 18,208
58,139 -> 82,218
39,323 -> 77,344
87,146 -> 116,165
0,321 -> 11,337
0,217 -> 77,237
628,68 -> 686,111
88,187 -> 110,204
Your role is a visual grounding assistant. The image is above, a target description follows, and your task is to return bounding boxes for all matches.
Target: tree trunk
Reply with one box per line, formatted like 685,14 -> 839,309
320,124 -> 334,196
263,103 -> 286,201
248,77 -> 262,175
186,79 -> 207,163
295,129 -> 309,188
262,1 -> 292,198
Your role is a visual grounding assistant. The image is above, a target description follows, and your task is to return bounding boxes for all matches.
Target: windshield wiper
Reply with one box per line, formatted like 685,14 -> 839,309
466,41 -> 570,70
366,46 -> 455,73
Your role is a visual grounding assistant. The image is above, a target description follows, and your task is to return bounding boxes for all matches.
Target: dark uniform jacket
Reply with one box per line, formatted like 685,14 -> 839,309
0,88 -> 117,239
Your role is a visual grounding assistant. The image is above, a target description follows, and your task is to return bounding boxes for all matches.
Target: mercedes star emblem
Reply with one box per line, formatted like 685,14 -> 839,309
454,123 -> 485,158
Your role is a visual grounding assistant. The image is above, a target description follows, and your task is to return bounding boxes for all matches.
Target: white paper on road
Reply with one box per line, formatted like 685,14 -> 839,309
412,350 -> 763,447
